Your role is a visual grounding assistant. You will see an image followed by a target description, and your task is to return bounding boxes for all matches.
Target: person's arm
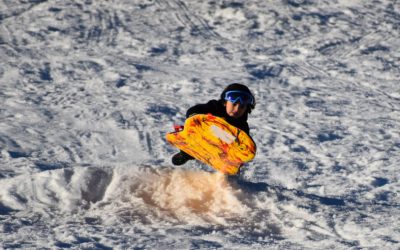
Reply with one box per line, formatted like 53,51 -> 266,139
242,123 -> 250,135
185,100 -> 218,118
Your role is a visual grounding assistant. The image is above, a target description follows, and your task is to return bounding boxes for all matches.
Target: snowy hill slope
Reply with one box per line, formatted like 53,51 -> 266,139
0,0 -> 399,249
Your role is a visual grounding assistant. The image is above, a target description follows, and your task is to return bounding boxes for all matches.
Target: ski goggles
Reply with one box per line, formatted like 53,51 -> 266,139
224,90 -> 254,105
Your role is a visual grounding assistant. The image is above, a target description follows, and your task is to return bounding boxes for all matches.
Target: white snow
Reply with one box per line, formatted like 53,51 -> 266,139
0,0 -> 399,249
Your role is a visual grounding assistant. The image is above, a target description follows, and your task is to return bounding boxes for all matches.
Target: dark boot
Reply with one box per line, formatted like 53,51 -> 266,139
172,151 -> 194,165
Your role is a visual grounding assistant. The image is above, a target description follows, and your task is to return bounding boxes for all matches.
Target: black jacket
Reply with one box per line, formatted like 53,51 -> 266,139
186,99 -> 250,135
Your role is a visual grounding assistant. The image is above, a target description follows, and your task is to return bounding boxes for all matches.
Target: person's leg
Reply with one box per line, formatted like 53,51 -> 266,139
171,150 -> 194,165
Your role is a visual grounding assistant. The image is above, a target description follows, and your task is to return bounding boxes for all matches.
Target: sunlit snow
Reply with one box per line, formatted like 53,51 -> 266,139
1,0 -> 399,249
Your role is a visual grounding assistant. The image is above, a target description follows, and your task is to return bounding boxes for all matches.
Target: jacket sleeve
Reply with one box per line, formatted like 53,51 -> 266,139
185,101 -> 216,118
242,123 -> 250,135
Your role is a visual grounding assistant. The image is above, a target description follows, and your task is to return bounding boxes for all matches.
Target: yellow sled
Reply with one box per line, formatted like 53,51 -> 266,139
166,114 -> 256,175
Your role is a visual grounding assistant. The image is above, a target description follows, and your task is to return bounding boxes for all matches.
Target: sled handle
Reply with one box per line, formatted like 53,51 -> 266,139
174,125 -> 184,132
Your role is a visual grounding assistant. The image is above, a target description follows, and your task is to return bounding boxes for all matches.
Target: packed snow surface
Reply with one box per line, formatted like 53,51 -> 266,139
1,0 -> 399,249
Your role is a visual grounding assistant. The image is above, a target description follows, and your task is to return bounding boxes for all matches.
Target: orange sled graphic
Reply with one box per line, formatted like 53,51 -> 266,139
166,114 -> 256,175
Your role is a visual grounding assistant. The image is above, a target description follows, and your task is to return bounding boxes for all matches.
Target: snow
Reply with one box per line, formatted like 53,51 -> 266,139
1,0 -> 399,249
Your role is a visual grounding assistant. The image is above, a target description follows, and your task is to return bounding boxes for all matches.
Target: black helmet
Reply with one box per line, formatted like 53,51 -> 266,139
220,83 -> 256,114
